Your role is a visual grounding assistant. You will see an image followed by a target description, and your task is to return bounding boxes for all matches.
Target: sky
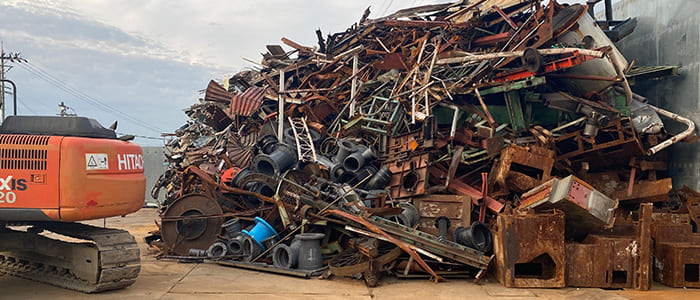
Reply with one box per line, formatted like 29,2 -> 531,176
0,0 -> 591,146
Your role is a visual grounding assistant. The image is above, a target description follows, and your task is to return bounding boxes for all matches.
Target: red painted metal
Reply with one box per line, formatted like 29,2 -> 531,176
230,86 -> 266,117
204,80 -> 233,103
492,51 -> 598,82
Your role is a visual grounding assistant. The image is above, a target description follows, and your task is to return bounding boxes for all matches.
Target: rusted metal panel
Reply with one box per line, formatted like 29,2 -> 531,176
373,53 -> 407,70
230,86 -> 266,117
583,235 -> 637,288
412,194 -> 471,238
385,153 -> 429,199
490,144 -> 554,196
204,80 -> 233,103
429,166 -> 505,214
679,185 -> 700,227
649,212 -> 700,287
494,211 -> 565,288
225,131 -> 257,168
566,235 -> 638,288
583,172 -> 672,203
651,213 -> 694,244
566,242 -> 610,287
636,203 -> 652,290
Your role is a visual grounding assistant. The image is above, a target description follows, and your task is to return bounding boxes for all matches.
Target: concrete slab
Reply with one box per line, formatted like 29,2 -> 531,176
0,208 -> 694,299
169,263 -> 371,298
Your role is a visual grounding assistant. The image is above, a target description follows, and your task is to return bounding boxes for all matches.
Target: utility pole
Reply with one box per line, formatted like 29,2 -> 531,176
0,41 -> 27,123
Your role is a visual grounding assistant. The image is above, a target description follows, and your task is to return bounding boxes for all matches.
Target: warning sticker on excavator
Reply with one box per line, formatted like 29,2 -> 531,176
86,153 -> 109,170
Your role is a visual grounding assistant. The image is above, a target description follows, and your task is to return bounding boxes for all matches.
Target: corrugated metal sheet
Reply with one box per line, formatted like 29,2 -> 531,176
226,131 -> 258,168
230,86 -> 266,117
204,80 -> 233,103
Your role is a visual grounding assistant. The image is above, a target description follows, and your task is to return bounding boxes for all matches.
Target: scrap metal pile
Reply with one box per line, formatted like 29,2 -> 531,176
150,0 -> 700,289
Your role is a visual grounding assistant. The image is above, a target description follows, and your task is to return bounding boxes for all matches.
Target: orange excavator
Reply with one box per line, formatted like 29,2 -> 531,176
0,115 -> 145,292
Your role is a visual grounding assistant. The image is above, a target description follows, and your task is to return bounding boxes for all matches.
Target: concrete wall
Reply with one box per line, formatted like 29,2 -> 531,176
142,146 -> 167,206
612,0 -> 700,189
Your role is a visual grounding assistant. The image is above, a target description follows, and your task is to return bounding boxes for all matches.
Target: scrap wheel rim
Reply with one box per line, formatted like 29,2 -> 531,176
162,194 -> 223,255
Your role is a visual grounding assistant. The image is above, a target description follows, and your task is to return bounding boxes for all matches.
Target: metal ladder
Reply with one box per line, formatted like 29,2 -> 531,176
288,117 -> 317,162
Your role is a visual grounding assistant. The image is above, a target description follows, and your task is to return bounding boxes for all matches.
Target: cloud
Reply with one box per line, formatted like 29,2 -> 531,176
0,0 -> 222,145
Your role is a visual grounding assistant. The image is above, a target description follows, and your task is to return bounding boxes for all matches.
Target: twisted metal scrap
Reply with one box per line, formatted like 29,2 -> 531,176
326,209 -> 443,282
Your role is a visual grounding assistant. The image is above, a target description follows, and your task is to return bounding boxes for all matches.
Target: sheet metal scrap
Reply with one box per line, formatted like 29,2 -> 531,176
147,0 -> 700,290
519,175 -> 618,238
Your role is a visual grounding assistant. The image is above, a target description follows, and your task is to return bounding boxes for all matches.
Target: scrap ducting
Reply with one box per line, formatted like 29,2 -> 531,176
149,0 -> 700,289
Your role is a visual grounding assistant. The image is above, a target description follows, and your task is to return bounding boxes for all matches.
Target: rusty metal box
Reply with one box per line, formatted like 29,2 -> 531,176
566,235 -> 636,288
654,242 -> 700,288
494,211 -> 565,288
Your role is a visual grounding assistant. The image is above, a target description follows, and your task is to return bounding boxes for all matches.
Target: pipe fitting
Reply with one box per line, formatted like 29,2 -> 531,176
296,233 -> 325,270
242,235 -> 263,261
231,167 -> 254,188
222,218 -> 242,238
253,144 -> 297,176
343,145 -> 376,172
334,139 -> 357,163
207,241 -> 228,257
453,222 -> 493,253
365,166 -> 392,190
226,234 -> 246,256
435,216 -> 451,243
272,238 -> 301,269
391,202 -> 419,227
257,134 -> 279,155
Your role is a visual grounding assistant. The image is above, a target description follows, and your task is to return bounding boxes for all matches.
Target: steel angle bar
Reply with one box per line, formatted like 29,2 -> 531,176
366,216 -> 492,270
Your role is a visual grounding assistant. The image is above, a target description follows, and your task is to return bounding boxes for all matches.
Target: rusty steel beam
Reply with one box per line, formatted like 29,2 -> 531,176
636,203 -> 652,291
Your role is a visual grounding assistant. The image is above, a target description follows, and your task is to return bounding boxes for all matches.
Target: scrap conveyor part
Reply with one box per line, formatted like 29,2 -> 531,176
0,222 -> 140,293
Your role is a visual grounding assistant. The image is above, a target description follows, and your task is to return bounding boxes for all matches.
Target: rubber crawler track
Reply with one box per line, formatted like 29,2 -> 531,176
0,222 -> 140,293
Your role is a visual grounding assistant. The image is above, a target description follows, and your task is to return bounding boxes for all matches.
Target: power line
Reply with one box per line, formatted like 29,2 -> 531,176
0,43 -> 27,120
23,61 -> 166,132
17,99 -> 38,115
16,62 -> 165,134
381,0 -> 394,16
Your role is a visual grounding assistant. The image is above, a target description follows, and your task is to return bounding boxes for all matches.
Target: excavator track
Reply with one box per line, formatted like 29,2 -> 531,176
0,221 -> 140,293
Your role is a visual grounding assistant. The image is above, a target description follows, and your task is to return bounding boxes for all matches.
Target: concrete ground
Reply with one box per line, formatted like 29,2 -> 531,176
1,209 -> 698,299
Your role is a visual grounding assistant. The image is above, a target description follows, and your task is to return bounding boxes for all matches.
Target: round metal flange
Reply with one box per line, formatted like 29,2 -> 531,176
521,48 -> 543,73
552,4 -> 588,38
161,194 -> 224,255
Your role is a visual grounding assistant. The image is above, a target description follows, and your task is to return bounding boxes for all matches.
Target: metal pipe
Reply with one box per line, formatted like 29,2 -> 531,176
473,87 -> 496,127
350,54 -> 358,117
646,104 -> 696,156
278,70 -> 285,143
546,73 -> 622,82
492,5 -> 518,30
437,48 -> 606,65
0,79 -> 16,118
439,102 -> 460,139
605,48 -> 633,105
